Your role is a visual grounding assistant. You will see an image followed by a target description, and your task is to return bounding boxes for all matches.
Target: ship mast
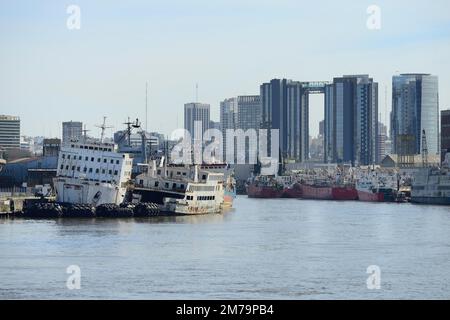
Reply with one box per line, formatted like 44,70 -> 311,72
96,116 -> 113,143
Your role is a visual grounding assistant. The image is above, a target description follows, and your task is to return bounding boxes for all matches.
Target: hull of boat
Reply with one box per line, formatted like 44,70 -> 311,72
357,190 -> 385,202
299,184 -> 333,200
410,196 -> 450,205
332,187 -> 358,201
247,184 -> 283,198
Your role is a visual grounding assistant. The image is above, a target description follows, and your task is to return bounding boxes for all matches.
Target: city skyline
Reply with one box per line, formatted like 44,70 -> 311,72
1,0 -> 449,138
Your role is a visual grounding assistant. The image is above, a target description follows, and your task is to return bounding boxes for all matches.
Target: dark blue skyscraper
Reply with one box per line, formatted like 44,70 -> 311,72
391,74 -> 439,156
324,75 -> 378,165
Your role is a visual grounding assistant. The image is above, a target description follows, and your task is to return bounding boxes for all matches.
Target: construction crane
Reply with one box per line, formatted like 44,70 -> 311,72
422,129 -> 428,168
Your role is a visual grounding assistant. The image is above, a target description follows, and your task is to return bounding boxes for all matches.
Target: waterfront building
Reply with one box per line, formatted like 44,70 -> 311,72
220,95 -> 261,163
0,115 -> 20,150
220,97 -> 238,161
323,75 -> 378,166
43,138 -> 61,157
441,109 -> 450,162
391,74 -> 439,156
260,79 -> 309,162
62,121 -> 83,144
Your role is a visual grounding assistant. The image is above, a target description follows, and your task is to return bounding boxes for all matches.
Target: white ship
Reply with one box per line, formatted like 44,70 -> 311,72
411,153 -> 450,205
53,140 -> 133,206
131,158 -> 230,215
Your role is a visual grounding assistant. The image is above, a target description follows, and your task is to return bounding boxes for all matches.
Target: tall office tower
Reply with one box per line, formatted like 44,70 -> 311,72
260,79 -> 309,162
237,95 -> 261,163
220,96 -> 261,163
391,74 -> 439,156
220,97 -> 238,159
441,109 -> 450,162
324,75 -> 378,166
0,115 -> 20,150
62,121 -> 83,144
377,122 -> 388,163
184,103 -> 210,140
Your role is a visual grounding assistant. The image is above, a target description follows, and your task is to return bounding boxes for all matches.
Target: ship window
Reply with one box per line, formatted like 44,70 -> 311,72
114,170 -> 118,175
89,168 -> 93,173
155,181 -> 159,187
96,169 -> 99,173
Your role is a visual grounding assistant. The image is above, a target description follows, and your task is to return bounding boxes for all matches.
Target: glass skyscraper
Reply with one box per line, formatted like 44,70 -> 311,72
260,79 -> 309,162
391,74 -> 439,156
324,75 -> 378,166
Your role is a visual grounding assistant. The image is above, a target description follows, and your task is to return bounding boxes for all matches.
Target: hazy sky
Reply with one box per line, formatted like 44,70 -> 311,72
1,0 -> 449,139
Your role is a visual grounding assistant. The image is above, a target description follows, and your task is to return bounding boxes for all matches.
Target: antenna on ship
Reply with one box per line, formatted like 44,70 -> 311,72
96,116 -> 113,143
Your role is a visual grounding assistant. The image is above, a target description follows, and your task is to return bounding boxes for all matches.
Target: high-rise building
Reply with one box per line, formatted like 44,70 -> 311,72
441,109 -> 450,162
391,74 -> 439,156
0,115 -> 20,150
62,121 -> 83,144
260,79 -> 309,162
184,103 -> 210,141
220,95 -> 261,163
324,75 -> 378,165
